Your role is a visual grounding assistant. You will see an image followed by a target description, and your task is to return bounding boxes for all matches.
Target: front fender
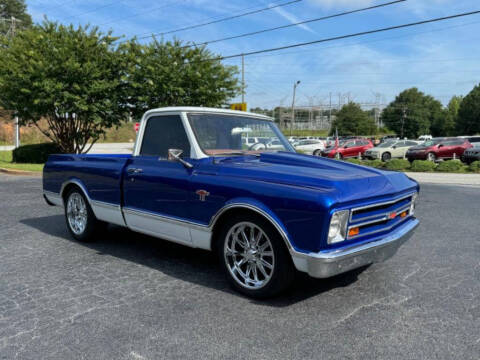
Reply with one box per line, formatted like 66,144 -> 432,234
210,197 -> 294,252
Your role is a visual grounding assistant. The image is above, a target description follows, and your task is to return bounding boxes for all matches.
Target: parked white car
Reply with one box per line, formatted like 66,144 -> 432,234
417,135 -> 432,141
294,139 -> 326,155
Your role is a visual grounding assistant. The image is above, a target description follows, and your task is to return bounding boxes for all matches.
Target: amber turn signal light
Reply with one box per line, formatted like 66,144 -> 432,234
400,211 -> 408,218
348,227 -> 360,237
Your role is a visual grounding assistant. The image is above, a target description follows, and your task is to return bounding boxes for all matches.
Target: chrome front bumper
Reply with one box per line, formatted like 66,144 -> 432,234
291,218 -> 419,278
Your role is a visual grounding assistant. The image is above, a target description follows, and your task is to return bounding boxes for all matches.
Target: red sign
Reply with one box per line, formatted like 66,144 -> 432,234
134,123 -> 140,132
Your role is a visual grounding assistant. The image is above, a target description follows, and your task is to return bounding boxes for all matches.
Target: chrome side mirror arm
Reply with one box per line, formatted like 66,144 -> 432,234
167,149 -> 193,169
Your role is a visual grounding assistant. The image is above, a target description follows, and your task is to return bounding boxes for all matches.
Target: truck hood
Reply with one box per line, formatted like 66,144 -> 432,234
215,152 -> 417,204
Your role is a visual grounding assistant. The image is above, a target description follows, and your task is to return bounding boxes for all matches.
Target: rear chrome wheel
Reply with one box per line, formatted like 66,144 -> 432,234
66,192 -> 88,235
427,152 -> 436,162
224,222 -> 275,290
64,188 -> 104,242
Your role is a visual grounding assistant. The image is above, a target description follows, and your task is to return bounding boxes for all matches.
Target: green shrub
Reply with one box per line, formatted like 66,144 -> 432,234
384,159 -> 411,171
435,160 -> 467,173
364,159 -> 384,168
345,158 -> 364,165
469,161 -> 480,173
410,160 -> 437,172
12,142 -> 61,163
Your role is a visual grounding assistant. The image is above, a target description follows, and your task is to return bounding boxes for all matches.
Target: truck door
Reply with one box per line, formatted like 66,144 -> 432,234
123,114 -> 194,245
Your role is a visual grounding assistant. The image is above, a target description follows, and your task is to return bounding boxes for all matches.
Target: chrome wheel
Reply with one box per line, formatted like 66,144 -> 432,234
427,152 -> 436,162
66,192 -> 87,235
224,222 -> 275,290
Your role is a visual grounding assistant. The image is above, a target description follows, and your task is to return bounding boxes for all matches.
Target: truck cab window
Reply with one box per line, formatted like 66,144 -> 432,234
140,115 -> 191,158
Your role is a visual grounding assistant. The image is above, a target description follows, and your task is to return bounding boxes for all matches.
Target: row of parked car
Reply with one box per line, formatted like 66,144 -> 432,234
288,135 -> 480,163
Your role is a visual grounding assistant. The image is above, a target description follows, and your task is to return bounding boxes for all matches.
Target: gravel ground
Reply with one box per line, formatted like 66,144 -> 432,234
0,174 -> 479,360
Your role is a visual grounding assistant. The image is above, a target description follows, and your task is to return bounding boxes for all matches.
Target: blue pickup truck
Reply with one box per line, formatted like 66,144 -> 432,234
43,107 -> 419,298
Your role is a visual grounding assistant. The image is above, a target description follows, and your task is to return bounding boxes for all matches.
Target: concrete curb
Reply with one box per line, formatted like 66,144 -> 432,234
0,168 -> 41,176
405,172 -> 480,186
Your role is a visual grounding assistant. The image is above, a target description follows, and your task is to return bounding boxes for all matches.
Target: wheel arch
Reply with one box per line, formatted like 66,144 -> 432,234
60,179 -> 92,205
209,201 -> 293,255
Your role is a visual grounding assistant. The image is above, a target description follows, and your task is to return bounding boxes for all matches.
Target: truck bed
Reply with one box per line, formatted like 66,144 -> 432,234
43,154 -> 131,206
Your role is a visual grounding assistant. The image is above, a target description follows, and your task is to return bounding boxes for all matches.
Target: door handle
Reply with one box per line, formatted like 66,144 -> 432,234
127,168 -> 143,174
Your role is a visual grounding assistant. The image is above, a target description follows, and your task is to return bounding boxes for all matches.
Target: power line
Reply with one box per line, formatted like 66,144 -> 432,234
133,0 -> 303,41
98,1 -> 182,27
182,0 -> 406,49
62,1 -> 119,21
216,9 -> 480,61
220,19 -> 480,62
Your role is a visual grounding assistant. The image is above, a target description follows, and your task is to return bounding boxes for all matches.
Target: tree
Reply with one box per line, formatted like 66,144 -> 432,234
124,39 -> 240,119
457,84 -> 480,135
431,95 -> 462,136
0,21 -> 130,153
0,0 -> 32,36
329,102 -> 376,136
381,88 -> 443,139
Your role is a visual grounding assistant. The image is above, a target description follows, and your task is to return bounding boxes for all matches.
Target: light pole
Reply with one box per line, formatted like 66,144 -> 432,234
291,80 -> 300,136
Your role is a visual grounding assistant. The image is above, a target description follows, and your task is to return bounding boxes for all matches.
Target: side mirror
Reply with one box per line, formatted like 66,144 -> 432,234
167,149 -> 193,169
438,144 -> 444,148
392,145 -> 397,149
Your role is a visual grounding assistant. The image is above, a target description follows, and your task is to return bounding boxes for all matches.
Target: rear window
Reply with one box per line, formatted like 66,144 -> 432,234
140,115 -> 190,158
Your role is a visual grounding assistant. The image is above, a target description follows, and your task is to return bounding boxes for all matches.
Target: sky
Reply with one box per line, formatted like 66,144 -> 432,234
25,0 -> 480,110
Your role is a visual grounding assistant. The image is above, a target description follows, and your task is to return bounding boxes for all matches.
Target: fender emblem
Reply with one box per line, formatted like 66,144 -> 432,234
195,190 -> 210,202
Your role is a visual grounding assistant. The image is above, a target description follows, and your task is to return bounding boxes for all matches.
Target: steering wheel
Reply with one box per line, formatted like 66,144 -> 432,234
248,142 -> 267,151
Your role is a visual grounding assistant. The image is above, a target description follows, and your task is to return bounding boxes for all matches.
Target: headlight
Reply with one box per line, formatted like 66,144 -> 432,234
410,193 -> 418,215
328,210 -> 349,244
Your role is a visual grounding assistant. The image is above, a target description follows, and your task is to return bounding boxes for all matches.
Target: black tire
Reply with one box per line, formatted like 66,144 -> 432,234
217,213 -> 294,299
64,187 -> 104,242
335,153 -> 343,160
381,152 -> 391,162
427,152 -> 436,162
313,149 -> 321,156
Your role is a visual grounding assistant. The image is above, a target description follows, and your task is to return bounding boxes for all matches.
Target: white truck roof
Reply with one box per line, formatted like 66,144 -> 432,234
143,107 -> 272,121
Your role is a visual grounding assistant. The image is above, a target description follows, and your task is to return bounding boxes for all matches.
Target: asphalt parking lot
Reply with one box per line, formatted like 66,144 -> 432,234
0,174 -> 479,360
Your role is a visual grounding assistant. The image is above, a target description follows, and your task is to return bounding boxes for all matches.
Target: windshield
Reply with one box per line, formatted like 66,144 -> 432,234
421,138 -> 443,147
377,141 -> 396,148
187,113 -> 294,156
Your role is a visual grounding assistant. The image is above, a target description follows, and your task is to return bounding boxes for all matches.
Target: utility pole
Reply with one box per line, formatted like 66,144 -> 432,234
401,106 -> 407,139
290,80 -> 301,136
329,92 -> 332,128
241,54 -> 245,104
2,16 -> 22,148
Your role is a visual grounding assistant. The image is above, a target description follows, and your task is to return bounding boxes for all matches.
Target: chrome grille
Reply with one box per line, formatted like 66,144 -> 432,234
347,193 -> 416,239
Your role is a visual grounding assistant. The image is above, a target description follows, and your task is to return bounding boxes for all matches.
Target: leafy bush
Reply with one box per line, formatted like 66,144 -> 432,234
364,159 -> 384,168
12,142 -> 61,163
384,159 -> 411,171
469,161 -> 480,173
345,158 -> 364,165
410,160 -> 437,172
435,160 -> 467,173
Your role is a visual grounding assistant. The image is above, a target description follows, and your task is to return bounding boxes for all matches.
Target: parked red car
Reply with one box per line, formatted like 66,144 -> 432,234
321,139 -> 373,159
406,137 -> 472,162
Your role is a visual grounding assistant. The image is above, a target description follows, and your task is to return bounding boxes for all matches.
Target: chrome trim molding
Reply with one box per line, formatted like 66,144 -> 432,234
123,207 -> 207,231
121,203 -> 294,252
291,218 -> 419,278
